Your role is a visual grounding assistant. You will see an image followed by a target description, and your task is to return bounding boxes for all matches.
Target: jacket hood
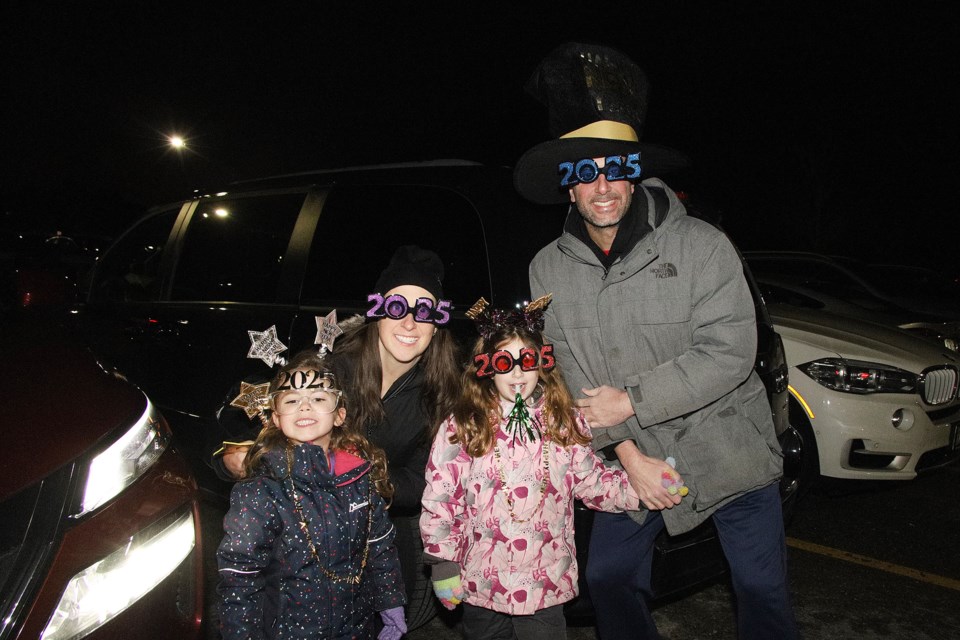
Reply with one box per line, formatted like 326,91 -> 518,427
259,443 -> 370,487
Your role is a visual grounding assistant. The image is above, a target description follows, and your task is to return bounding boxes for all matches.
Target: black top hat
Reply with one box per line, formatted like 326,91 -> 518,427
513,42 -> 689,204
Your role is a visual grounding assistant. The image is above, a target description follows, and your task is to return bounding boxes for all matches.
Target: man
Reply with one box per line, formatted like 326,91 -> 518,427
515,43 -> 798,639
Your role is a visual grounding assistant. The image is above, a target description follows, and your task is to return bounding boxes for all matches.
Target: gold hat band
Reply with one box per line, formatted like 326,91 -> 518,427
559,120 -> 638,142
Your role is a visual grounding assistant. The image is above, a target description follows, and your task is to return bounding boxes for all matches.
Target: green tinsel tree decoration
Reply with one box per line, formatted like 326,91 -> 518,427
504,393 -> 541,443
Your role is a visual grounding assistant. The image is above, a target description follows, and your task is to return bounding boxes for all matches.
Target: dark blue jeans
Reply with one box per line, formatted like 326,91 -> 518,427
586,483 -> 798,640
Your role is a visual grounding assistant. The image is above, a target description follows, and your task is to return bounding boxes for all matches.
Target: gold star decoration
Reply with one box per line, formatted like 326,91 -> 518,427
315,310 -> 343,357
229,381 -> 272,420
247,325 -> 288,367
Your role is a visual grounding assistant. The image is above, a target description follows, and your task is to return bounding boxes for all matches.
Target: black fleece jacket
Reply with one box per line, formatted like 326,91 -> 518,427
364,362 -> 431,516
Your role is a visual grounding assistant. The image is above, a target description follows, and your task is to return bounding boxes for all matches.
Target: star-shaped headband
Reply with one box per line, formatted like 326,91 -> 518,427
247,311 -> 344,368
247,325 -> 288,367
237,311 -> 343,423
314,310 -> 343,357
229,380 -> 272,426
465,294 -> 553,340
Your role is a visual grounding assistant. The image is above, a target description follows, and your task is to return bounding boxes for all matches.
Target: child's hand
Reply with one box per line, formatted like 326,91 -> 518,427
432,575 -> 465,610
662,457 -> 689,497
378,607 -> 406,640
616,443 -> 684,511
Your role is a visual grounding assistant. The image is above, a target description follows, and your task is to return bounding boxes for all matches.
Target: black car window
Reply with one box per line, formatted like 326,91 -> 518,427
749,259 -> 872,295
300,185 -> 489,307
795,266 -> 883,306
863,266 -> 960,299
89,207 -> 178,302
757,281 -> 824,309
169,193 -> 305,302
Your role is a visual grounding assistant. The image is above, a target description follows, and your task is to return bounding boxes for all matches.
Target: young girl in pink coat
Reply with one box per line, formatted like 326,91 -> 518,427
420,296 -> 662,639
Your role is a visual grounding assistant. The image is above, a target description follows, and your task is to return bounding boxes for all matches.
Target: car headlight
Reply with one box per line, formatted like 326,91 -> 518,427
41,510 -> 196,640
797,358 -> 918,394
76,396 -> 169,517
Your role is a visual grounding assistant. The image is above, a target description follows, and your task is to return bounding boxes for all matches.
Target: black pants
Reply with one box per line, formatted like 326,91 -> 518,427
461,603 -> 567,640
391,513 -> 423,599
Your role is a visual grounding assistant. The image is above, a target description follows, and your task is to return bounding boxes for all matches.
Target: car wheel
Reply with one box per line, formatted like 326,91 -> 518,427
789,397 -> 820,495
777,423 -> 803,522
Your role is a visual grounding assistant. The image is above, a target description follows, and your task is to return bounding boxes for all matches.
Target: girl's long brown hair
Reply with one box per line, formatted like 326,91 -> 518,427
334,320 -> 461,442
452,327 -> 590,458
243,350 -> 394,499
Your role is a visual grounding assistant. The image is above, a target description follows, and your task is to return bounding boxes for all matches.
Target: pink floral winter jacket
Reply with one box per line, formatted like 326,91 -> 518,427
420,401 -> 640,615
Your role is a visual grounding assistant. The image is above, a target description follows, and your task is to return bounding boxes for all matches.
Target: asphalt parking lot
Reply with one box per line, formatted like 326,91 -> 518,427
201,460 -> 960,640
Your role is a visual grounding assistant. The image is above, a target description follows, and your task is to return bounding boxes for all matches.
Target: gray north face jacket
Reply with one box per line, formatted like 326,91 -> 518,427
529,178 -> 783,535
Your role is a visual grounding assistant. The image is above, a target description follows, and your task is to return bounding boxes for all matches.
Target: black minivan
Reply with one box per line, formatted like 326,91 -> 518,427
70,161 -> 800,629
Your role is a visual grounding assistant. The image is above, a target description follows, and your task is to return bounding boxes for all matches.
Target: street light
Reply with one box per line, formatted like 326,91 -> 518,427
168,135 -> 186,150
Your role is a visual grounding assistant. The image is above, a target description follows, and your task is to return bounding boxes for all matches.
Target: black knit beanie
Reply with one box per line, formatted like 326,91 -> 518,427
374,245 -> 445,299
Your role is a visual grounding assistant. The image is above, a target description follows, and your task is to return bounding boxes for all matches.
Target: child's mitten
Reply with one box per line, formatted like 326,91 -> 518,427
378,606 -> 407,640
433,575 -> 464,610
662,457 -> 689,497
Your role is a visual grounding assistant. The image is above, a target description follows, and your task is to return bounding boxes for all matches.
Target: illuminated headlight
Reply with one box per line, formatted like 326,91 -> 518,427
76,396 -> 168,517
798,358 -> 918,394
41,510 -> 195,640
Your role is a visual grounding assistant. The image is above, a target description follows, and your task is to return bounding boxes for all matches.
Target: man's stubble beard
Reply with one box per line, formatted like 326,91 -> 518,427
577,190 -> 632,230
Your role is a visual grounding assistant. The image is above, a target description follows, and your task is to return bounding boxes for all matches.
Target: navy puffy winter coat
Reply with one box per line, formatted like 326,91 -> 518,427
217,443 -> 405,639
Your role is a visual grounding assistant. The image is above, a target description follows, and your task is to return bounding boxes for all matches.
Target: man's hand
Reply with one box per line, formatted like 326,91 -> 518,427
222,446 -> 249,479
615,441 -> 684,511
576,385 -> 635,428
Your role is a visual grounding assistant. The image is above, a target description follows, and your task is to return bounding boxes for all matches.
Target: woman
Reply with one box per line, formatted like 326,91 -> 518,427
331,245 -> 461,626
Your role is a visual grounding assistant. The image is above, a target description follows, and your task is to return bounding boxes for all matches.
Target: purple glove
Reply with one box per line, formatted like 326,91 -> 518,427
379,606 -> 406,640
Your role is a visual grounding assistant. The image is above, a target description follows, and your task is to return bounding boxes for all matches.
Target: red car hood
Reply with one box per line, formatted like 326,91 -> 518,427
0,314 -> 146,501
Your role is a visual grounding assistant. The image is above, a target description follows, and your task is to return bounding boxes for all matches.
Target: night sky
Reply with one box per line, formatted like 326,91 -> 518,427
3,1 -> 958,272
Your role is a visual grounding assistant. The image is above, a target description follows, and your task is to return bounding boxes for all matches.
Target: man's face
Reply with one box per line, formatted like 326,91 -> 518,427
568,157 -> 634,230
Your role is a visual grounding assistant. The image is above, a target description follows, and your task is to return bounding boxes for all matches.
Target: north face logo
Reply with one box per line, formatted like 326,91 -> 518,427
652,263 -> 678,279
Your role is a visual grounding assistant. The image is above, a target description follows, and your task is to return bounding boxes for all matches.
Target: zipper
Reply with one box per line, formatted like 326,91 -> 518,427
382,365 -> 416,403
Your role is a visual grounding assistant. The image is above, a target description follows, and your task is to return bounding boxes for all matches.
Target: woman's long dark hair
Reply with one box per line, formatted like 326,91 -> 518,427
335,320 -> 460,441
243,350 -> 394,499
452,326 -> 589,457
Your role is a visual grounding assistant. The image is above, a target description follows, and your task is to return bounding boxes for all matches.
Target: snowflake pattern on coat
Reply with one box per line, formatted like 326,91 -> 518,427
420,400 -> 640,615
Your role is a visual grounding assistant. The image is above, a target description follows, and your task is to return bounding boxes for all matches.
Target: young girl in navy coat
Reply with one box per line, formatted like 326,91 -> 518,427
217,350 -> 407,639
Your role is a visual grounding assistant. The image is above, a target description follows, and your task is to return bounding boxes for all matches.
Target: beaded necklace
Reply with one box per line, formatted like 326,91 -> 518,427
492,398 -> 550,523
285,446 -> 373,585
